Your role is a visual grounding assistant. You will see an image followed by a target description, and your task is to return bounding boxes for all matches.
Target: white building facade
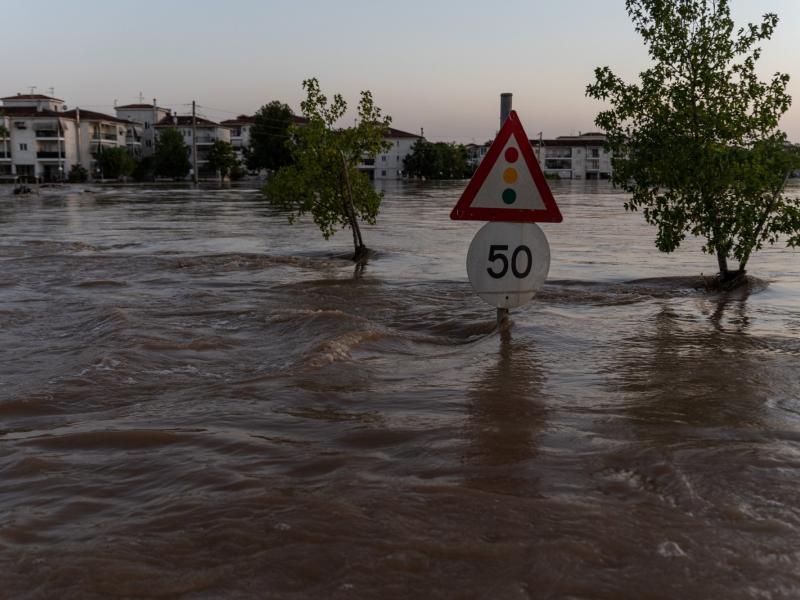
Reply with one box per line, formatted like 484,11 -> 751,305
359,127 -> 422,180
115,103 -> 170,157
532,133 -> 612,180
0,93 -> 142,182
154,115 -> 231,178
0,94 -> 75,181
220,115 -> 254,164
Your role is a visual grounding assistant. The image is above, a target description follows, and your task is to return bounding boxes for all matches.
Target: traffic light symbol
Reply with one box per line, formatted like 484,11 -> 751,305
502,147 -> 519,205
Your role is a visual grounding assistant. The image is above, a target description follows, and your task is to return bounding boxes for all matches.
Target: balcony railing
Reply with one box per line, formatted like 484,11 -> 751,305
35,130 -> 63,138
37,151 -> 65,159
93,133 -> 118,141
0,152 -> 10,159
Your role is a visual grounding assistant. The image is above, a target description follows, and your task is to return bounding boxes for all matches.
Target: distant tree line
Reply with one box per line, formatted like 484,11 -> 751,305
403,140 -> 475,179
64,129 -> 247,183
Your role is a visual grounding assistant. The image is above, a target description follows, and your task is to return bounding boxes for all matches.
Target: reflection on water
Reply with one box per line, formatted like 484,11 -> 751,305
1,182 -> 800,598
615,295 -> 767,430
464,325 -> 546,495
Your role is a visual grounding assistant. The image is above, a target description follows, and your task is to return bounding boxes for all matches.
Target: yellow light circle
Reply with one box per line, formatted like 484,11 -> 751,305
503,167 -> 518,184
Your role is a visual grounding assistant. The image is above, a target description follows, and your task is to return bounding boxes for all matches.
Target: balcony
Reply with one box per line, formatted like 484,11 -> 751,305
0,152 -> 11,160
92,133 -> 118,141
195,136 -> 217,144
36,130 -> 64,139
545,159 -> 572,170
37,151 -> 65,159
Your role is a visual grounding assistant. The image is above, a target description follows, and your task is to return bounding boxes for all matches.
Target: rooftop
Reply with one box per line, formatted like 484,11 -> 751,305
531,133 -> 608,147
385,127 -> 422,139
221,115 -> 256,126
155,114 -> 228,128
116,103 -> 159,110
2,93 -> 64,102
63,109 -> 135,125
0,106 -> 73,119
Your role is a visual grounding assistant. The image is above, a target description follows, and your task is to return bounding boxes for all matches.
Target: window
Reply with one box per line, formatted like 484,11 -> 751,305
546,147 -> 571,158
590,148 -> 600,158
381,170 -> 386,176
545,158 -> 572,169
381,155 -> 386,161
19,143 -> 27,151
144,122 -> 150,129
146,140 -> 152,148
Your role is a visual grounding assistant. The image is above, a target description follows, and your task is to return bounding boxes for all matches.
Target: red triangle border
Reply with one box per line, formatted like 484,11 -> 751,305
450,111 -> 562,223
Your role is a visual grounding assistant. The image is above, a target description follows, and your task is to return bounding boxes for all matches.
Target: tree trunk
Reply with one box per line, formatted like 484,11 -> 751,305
716,248 -> 729,280
340,152 -> 367,261
738,172 -> 790,274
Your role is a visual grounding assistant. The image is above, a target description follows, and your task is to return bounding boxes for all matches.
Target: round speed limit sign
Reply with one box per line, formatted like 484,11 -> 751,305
466,222 -> 550,309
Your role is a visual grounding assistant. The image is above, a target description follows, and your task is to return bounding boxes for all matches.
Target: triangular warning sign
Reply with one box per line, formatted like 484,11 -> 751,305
451,111 -> 562,223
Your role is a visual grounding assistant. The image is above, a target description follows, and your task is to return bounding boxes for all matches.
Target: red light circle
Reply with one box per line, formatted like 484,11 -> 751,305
504,147 -> 519,162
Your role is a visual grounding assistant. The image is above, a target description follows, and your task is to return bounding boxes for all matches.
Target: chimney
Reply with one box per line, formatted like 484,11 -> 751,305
500,93 -> 512,127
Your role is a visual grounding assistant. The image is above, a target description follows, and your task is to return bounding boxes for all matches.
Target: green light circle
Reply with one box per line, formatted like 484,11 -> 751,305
502,188 -> 517,205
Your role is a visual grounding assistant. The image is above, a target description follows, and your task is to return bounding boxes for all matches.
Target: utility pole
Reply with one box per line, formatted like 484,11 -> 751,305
75,107 -> 82,167
497,92 -> 513,326
152,98 -> 158,158
192,100 -> 198,184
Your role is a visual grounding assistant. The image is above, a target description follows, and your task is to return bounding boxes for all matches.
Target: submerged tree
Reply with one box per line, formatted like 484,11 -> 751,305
586,0 -> 800,285
206,140 -> 239,180
262,78 -> 392,261
154,128 -> 191,180
403,140 -> 474,179
96,147 -> 136,180
246,101 -> 295,173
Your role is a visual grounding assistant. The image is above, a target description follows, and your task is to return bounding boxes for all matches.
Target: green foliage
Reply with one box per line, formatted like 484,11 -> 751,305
229,161 -> 246,181
154,128 -> 191,179
247,101 -> 295,172
586,0 -> 800,278
96,147 -> 136,180
68,164 -> 88,183
262,78 -> 392,258
206,140 -> 240,180
132,156 -> 155,182
403,140 -> 474,179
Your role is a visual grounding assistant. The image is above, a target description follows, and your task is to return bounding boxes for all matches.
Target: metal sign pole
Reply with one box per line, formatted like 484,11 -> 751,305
497,93 -> 512,326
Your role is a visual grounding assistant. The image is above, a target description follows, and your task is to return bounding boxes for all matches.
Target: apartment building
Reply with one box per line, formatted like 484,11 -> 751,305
220,115 -> 255,163
359,127 -> 423,180
465,142 -> 491,166
63,109 -> 138,176
0,93 -> 75,181
154,114 -> 231,178
115,103 -> 170,157
532,133 -> 612,180
0,93 -> 144,181
221,114 -> 309,170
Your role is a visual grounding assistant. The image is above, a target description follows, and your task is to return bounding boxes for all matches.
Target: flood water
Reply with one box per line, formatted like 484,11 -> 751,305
2,180 -> 800,599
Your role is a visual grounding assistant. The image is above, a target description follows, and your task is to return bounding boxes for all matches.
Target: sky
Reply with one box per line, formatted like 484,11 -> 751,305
3,0 -> 800,142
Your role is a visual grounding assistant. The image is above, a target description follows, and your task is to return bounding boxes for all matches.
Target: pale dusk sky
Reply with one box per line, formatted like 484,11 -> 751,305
3,0 -> 800,142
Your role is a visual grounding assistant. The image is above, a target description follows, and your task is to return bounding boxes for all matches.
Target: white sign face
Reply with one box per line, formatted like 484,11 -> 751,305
466,222 -> 550,309
470,138 -> 547,212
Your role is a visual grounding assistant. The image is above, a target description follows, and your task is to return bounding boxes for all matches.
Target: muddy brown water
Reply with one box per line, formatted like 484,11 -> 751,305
1,180 -> 799,599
